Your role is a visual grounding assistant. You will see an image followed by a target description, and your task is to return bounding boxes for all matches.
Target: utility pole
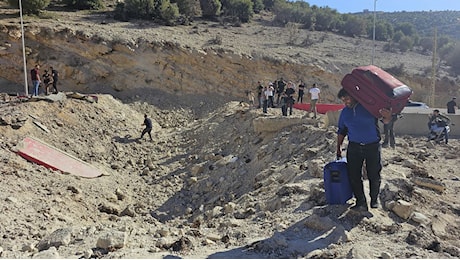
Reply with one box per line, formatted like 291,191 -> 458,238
371,0 -> 377,65
19,0 -> 28,96
430,27 -> 437,107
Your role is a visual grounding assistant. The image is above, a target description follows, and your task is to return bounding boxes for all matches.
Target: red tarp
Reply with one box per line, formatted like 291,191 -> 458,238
15,137 -> 103,178
294,103 -> 345,114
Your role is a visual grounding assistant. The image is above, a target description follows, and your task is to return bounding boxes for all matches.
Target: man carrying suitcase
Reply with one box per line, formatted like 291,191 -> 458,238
336,88 -> 392,211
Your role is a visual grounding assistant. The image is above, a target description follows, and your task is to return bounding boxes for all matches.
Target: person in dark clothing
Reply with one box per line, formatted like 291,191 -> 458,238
42,70 -> 53,95
382,114 -> 398,148
276,78 -> 286,105
284,82 -> 295,115
336,88 -> 392,211
140,114 -> 153,141
297,80 -> 305,103
446,97 -> 457,114
50,66 -> 59,94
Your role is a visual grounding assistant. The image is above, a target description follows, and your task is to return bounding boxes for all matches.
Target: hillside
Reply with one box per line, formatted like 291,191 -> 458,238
1,92 -> 460,258
0,5 -> 460,259
0,6 -> 458,109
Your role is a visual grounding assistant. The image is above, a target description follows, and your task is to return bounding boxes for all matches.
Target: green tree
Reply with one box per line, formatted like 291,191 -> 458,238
222,0 -> 253,22
371,21 -> 394,41
122,0 -> 156,19
393,30 -> 404,42
395,22 -> 416,37
251,0 -> 264,13
63,0 -> 104,10
340,14 -> 366,37
156,0 -> 180,24
398,35 -> 414,52
446,45 -> 460,75
313,7 -> 339,32
7,0 -> 50,15
419,36 -> 434,53
174,0 -> 198,17
200,0 -> 221,18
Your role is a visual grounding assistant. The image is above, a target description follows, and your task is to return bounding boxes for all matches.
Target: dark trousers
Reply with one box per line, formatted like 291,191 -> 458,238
281,105 -> 287,116
262,100 -> 268,113
287,98 -> 294,115
383,121 -> 395,147
346,142 -> 382,205
268,96 -> 274,108
141,127 -> 152,140
52,79 -> 58,93
297,90 -> 304,103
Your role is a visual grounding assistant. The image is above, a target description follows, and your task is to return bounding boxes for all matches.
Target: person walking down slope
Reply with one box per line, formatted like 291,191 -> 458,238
336,88 -> 392,211
140,114 -> 153,141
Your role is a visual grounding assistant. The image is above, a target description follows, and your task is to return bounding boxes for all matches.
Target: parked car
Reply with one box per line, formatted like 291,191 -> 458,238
402,100 -> 430,112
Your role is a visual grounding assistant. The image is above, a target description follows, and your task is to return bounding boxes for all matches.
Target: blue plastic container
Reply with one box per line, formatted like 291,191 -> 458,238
323,159 -> 353,204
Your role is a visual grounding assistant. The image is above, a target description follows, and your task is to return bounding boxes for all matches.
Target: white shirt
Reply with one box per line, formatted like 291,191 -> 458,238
309,87 -> 320,100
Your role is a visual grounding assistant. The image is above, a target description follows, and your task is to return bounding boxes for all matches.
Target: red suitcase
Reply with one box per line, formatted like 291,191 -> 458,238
340,65 -> 412,118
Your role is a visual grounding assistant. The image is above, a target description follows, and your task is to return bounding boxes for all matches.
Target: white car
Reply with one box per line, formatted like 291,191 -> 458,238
402,100 -> 430,113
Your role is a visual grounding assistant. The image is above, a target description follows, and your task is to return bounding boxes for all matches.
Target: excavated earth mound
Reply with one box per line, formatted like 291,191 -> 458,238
0,93 -> 459,258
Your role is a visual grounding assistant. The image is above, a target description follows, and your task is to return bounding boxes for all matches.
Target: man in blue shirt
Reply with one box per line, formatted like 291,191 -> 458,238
336,88 -> 392,211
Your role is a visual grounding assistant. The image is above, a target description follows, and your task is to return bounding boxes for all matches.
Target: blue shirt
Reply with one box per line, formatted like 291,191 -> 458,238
337,103 -> 380,144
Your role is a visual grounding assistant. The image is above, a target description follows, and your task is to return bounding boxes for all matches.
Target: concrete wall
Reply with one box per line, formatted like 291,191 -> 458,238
326,109 -> 460,138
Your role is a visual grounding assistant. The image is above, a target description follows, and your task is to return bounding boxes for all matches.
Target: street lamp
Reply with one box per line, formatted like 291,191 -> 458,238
19,0 -> 28,96
371,0 -> 377,65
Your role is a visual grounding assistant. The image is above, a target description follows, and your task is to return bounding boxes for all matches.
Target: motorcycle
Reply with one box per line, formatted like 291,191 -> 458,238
427,123 -> 451,144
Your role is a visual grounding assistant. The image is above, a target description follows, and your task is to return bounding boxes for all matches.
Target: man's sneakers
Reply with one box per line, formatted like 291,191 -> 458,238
351,203 -> 368,212
370,200 -> 379,209
351,199 -> 379,211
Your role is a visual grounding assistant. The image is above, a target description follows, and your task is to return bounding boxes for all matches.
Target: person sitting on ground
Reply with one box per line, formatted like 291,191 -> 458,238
140,114 -> 153,141
428,109 -> 450,144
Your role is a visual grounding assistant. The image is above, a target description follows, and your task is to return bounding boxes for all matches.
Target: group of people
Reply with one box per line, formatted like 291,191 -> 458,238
254,78 -> 321,117
30,64 -> 59,96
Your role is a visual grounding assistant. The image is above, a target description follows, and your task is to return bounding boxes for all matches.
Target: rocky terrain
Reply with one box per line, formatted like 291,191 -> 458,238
0,3 -> 460,259
1,91 -> 460,259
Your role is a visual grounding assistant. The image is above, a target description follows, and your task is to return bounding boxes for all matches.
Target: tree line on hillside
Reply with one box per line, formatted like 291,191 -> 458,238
7,0 -> 460,75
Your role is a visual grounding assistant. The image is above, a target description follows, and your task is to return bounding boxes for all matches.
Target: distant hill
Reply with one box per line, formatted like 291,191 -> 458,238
357,10 -> 460,40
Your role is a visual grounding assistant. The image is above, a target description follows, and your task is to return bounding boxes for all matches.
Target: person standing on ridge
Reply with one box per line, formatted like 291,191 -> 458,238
31,64 -> 41,96
446,97 -> 457,114
140,114 -> 153,141
308,83 -> 320,118
50,66 -> 59,94
297,80 -> 305,104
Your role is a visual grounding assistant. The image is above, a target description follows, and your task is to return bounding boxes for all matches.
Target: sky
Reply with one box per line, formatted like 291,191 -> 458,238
305,0 -> 460,13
